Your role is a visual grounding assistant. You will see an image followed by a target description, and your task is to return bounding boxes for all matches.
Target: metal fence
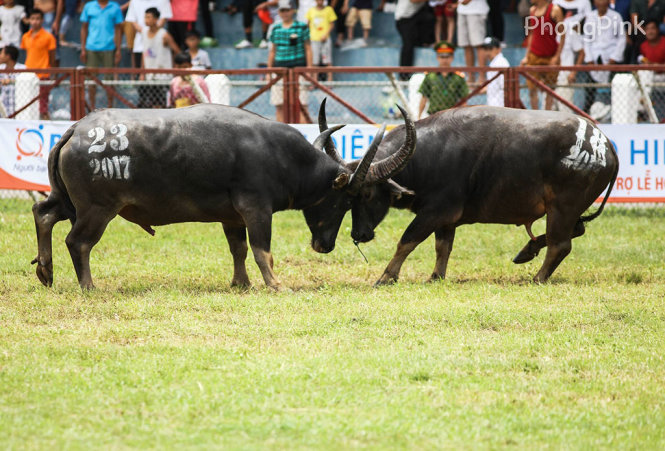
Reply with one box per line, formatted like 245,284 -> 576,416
1,65 -> 664,124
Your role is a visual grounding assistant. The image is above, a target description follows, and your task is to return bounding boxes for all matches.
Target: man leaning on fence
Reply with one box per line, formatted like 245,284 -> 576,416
0,45 -> 26,118
418,41 -> 468,119
20,8 -> 55,120
80,0 -> 124,109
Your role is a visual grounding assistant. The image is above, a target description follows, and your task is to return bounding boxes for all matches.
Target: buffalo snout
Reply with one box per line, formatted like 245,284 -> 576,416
312,239 -> 335,254
351,229 -> 374,243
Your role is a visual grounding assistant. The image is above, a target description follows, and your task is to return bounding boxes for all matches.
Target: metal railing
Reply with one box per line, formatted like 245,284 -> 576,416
0,65 -> 663,124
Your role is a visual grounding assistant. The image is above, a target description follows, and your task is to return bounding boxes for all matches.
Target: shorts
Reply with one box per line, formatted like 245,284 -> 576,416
87,50 -> 115,80
345,8 -> 372,30
87,50 -> 115,68
525,52 -> 559,89
433,3 -> 455,17
311,38 -> 332,65
456,13 -> 486,47
270,76 -> 309,106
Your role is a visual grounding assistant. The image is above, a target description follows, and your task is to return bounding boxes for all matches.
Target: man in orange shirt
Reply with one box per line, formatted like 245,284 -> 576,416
20,9 -> 56,119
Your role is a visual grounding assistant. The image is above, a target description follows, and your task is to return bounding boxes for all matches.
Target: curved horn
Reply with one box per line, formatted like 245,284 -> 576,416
313,124 -> 345,152
347,124 -> 387,194
365,105 -> 416,184
318,98 -> 345,165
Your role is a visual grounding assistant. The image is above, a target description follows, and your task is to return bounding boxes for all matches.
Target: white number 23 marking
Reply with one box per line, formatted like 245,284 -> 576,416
87,124 -> 129,153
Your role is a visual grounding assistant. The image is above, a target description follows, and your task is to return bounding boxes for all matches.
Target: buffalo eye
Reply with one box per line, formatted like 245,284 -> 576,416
333,173 -> 350,190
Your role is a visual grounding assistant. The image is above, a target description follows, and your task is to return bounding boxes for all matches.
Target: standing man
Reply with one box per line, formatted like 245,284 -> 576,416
457,0 -> 489,83
521,0 -> 565,110
80,0 -> 124,109
483,36 -> 509,106
395,0 -> 429,80
268,0 -> 312,122
20,9 -> 56,119
581,0 -> 625,113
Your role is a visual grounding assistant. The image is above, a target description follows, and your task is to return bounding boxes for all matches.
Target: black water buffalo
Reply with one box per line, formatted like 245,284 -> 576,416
332,106 -> 619,284
32,103 -> 415,290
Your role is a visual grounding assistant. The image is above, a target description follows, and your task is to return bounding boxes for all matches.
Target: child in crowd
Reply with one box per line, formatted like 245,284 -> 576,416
168,52 -> 211,107
0,0 -> 27,47
0,45 -> 26,117
418,41 -> 468,119
140,7 -> 180,107
306,0 -> 336,81
482,36 -> 509,107
343,0 -> 372,45
185,29 -> 212,69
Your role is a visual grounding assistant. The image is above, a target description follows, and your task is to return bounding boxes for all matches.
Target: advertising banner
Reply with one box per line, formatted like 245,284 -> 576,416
0,119 -> 73,191
1,119 -> 663,202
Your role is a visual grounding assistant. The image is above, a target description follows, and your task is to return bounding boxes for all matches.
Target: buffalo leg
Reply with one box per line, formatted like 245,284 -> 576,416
244,216 -> 282,290
222,224 -> 251,288
31,196 -> 69,287
533,210 -> 580,283
430,226 -> 456,281
375,215 -> 437,286
514,220 -> 585,264
65,208 -> 115,290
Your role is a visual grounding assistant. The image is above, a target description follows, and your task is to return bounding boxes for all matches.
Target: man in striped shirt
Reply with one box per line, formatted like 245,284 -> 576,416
268,0 -> 312,122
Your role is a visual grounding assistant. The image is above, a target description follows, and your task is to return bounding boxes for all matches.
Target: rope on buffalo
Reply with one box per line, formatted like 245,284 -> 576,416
353,240 -> 369,264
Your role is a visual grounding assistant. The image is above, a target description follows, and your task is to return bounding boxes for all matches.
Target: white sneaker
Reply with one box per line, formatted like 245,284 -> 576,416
235,39 -> 253,49
258,39 -> 268,49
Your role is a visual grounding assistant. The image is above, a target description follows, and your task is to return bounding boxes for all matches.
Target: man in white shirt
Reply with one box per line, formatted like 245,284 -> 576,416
552,0 -> 591,111
482,36 -> 509,107
126,0 -> 173,67
580,0 -> 625,114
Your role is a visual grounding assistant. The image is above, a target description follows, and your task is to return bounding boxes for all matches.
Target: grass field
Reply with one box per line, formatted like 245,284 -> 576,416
1,198 -> 665,448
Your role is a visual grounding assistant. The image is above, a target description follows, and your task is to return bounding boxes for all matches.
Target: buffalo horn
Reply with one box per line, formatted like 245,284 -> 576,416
317,98 -> 345,165
313,124 -> 345,152
347,124 -> 387,194
365,105 -> 416,184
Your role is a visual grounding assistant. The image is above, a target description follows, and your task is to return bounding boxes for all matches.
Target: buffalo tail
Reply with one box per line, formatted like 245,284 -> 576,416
580,140 -> 619,223
47,124 -> 77,220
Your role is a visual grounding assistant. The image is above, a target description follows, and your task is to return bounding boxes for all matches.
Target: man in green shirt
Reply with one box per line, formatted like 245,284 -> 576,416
418,41 -> 469,119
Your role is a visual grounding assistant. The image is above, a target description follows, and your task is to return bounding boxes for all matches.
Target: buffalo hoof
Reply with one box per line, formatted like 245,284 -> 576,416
230,279 -> 251,290
267,283 -> 288,292
80,282 -> 96,291
513,249 -> 539,264
374,274 -> 398,287
31,257 -> 53,287
429,273 -> 445,282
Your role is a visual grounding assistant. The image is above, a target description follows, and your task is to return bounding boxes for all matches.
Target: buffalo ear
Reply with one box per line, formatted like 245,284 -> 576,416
333,172 -> 350,190
387,178 -> 415,200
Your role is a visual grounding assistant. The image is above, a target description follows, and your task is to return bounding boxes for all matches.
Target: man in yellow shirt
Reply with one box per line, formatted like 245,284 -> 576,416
306,0 -> 336,81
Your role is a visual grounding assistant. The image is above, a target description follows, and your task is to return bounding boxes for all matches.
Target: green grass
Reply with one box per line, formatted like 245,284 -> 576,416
1,199 -> 665,449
